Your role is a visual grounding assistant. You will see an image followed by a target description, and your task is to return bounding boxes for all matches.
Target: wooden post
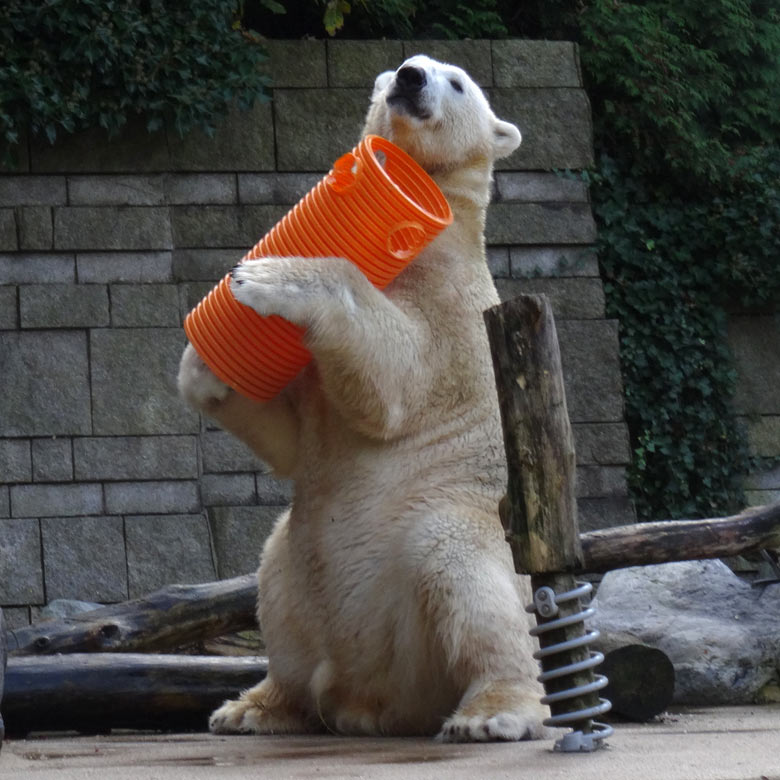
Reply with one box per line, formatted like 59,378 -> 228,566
484,294 -> 582,574
485,294 -> 608,750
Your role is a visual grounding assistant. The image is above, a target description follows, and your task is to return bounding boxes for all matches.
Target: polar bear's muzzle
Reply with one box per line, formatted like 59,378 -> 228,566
387,65 -> 432,120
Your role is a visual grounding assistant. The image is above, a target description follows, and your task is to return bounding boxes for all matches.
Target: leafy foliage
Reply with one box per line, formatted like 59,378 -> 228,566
241,0 -> 507,39
0,0 -> 269,152
569,0 -> 780,519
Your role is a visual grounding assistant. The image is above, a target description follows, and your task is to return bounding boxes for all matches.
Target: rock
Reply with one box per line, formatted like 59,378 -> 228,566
590,560 -> 780,705
1,607 -> 6,749
38,599 -> 103,621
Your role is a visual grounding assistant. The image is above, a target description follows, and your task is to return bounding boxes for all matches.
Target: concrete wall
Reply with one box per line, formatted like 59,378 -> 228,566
0,39 -> 635,628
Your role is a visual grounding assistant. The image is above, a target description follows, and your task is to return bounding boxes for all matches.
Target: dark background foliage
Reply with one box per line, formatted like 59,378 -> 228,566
3,0 -> 779,520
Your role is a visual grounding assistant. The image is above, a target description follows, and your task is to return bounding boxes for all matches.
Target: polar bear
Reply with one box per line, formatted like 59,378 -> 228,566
178,54 -> 548,742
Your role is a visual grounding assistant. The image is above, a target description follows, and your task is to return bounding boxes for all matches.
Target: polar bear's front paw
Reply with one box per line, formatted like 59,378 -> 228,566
439,710 -> 547,743
178,343 -> 231,411
438,683 -> 550,743
209,698 -> 257,734
231,258 -> 313,327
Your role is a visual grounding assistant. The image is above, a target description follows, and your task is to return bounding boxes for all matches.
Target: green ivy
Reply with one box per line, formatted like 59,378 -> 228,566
587,147 -> 780,519
0,0 -> 270,155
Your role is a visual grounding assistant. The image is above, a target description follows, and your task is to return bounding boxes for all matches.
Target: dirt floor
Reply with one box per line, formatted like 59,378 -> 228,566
1,705 -> 779,779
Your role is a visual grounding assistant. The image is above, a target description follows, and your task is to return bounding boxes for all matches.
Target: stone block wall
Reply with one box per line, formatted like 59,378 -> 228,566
0,39 -> 635,627
729,313 -> 780,506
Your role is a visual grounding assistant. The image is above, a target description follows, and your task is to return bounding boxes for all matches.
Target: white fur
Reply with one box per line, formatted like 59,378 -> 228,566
179,55 -> 548,742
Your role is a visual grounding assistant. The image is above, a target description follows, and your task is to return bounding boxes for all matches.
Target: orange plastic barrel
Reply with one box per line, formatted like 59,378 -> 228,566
183,135 -> 453,402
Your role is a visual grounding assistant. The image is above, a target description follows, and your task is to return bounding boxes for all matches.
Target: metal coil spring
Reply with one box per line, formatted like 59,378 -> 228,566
527,581 -> 613,752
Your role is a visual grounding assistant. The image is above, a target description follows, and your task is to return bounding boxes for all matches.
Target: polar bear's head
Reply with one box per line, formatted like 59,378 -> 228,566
363,55 -> 521,173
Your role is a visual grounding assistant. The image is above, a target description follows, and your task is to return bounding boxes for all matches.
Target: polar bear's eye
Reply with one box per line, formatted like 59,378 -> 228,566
449,78 -> 463,93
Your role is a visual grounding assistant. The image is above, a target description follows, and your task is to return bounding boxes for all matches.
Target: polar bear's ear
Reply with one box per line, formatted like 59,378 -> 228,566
372,70 -> 395,98
492,119 -> 522,159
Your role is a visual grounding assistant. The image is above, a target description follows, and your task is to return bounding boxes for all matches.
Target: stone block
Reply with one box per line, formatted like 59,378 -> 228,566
256,473 -> 293,505
577,496 -> 636,531
201,473 -> 257,507
0,439 -> 31,483
76,251 -> 173,284
557,320 -> 625,423
0,286 -> 17,328
238,173 -> 323,205
487,247 -> 509,278
0,209 -> 17,250
0,253 -> 75,284
241,205 -> 290,248
489,89 -> 594,171
19,283 -> 109,328
0,519 -> 44,604
496,278 -> 605,319
17,206 -> 53,250
74,436 -> 197,481
494,172 -> 589,202
745,416 -> 780,458
172,249 -> 241,282
171,208 -> 243,250
0,486 -> 8,518
208,505 -> 281,579
746,489 -> 780,507
728,315 -> 780,416
32,438 -> 73,482
169,103 -> 275,172
110,284 -> 180,327
327,40 -> 404,87
486,202 -> 596,245
104,480 -> 199,514
403,40 -> 493,86
492,40 -> 581,88
2,607 -> 31,629
274,89 -> 370,172
41,516 -> 127,602
11,483 -> 102,518
178,281 -> 216,318
200,430 -> 265,473
164,174 -> 237,205
572,422 -> 632,465
744,464 -> 780,490
68,175 -> 165,206
171,205 -> 287,251
576,465 -> 629,498
0,330 -> 91,436
54,207 -> 172,251
509,246 -> 599,278
125,514 -> 216,597
263,40 -> 327,88
0,176 -> 67,206
90,328 -> 199,435
31,120 -> 170,173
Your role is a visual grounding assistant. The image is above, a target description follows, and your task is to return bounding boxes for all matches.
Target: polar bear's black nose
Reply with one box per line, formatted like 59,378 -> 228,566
396,65 -> 426,92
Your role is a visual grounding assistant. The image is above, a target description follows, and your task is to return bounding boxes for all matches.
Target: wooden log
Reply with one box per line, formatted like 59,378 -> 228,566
3,653 -> 268,737
8,573 -> 257,657
599,645 -> 675,722
484,293 -> 583,574
578,501 -> 780,574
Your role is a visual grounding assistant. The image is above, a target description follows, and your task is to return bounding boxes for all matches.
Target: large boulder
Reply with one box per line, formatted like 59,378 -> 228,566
590,559 -> 780,704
